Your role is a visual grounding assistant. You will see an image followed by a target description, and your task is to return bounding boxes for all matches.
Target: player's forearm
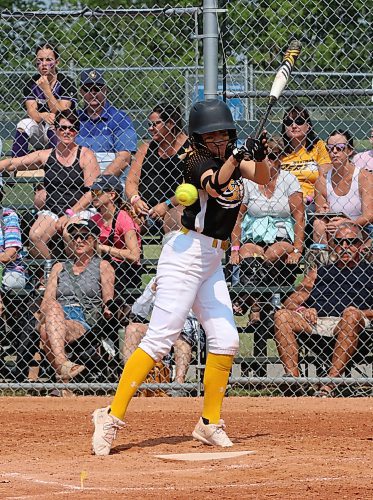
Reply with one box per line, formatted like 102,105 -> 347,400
206,156 -> 238,198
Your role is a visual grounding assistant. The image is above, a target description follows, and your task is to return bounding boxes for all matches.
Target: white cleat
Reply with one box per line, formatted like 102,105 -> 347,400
192,417 -> 233,447
91,406 -> 125,456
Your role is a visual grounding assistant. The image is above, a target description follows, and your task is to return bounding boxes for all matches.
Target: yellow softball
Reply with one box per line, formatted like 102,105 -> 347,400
175,183 -> 198,206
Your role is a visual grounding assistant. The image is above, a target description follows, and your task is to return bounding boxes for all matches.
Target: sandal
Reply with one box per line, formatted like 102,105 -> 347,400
57,360 -> 86,382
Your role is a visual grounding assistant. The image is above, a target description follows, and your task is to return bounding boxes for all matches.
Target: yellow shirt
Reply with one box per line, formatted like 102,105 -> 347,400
281,140 -> 331,198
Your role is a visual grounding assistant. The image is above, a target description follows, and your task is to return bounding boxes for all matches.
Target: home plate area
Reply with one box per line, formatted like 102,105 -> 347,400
0,397 -> 372,499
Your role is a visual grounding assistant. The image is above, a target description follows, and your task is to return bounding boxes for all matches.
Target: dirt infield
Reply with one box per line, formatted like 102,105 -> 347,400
0,397 -> 372,499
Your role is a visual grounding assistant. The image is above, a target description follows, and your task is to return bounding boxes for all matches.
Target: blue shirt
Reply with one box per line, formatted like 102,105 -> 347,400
76,102 -> 137,154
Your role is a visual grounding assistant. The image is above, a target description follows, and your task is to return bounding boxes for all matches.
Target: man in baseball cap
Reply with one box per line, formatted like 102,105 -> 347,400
76,69 -> 137,179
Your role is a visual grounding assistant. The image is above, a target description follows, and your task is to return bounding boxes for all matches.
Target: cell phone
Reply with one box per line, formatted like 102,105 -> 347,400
311,212 -> 346,219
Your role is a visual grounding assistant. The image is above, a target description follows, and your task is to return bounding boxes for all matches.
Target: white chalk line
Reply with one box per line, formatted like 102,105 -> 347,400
2,471 -> 370,498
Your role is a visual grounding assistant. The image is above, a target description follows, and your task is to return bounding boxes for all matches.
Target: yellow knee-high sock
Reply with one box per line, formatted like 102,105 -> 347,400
202,353 -> 234,424
110,348 -> 155,421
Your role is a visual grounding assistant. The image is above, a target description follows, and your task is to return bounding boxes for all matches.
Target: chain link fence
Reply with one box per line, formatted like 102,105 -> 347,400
0,2 -> 371,398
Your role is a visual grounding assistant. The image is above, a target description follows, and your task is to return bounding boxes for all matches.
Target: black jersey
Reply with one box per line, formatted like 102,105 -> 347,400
181,150 -> 243,240
23,73 -> 77,113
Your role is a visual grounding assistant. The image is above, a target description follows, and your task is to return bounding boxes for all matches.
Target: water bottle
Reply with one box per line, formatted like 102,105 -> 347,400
44,259 -> 53,283
306,243 -> 329,270
271,293 -> 282,310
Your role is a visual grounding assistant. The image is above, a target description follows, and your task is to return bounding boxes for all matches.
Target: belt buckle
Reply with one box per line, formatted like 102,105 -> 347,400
181,227 -> 189,235
212,239 -> 218,248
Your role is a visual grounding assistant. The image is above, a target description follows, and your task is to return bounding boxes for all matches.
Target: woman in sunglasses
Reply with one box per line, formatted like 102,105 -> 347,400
0,110 -> 100,259
125,104 -> 189,235
230,137 -> 304,307
39,219 -> 114,384
281,105 -> 331,203
314,130 -> 373,244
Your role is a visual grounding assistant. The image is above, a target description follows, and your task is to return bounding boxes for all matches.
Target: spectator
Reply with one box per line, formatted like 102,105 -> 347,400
230,137 -> 304,288
281,105 -> 331,204
352,127 -> 373,172
39,219 -> 114,382
0,110 -> 100,259
314,130 -> 373,245
88,175 -> 142,291
12,43 -> 77,158
124,275 -> 205,391
274,222 -> 372,396
76,69 -> 137,177
126,104 -> 189,235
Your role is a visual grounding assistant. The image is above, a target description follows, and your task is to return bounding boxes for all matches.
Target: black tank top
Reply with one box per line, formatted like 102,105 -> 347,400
44,147 -> 86,216
139,139 -> 189,207
305,262 -> 372,316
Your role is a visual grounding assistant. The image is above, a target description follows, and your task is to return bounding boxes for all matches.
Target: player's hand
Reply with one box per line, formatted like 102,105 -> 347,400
36,76 -> 51,92
148,202 -> 168,219
233,131 -> 268,162
229,250 -> 240,265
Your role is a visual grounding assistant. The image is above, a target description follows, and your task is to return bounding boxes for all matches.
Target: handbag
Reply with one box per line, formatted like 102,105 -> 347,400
63,260 -> 102,328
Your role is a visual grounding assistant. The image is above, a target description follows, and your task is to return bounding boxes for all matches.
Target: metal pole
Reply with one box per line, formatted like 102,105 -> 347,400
203,0 -> 219,100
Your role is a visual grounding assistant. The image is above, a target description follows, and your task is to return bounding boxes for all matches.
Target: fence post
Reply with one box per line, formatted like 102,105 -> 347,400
203,0 -> 219,100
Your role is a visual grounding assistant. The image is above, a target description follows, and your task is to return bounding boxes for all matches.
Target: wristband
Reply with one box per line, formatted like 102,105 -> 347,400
296,306 -> 306,312
231,245 -> 240,251
165,199 -> 173,208
130,195 -> 141,206
65,209 -> 76,217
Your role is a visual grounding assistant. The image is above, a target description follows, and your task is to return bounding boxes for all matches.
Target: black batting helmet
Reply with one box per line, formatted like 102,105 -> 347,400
188,99 -> 237,158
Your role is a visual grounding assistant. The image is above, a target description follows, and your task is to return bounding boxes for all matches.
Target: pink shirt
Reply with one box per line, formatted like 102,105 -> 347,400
92,210 -> 141,262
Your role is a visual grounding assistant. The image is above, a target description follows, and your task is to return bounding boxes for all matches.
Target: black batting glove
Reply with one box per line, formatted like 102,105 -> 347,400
232,131 -> 268,162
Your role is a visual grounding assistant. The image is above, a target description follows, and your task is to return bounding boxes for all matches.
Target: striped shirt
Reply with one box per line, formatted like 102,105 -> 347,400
0,209 -> 24,273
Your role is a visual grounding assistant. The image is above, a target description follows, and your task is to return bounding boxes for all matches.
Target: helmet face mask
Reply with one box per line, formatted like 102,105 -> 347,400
188,99 -> 237,159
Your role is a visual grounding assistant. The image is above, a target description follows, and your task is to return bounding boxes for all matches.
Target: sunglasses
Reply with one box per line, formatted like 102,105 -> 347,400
283,117 -> 307,127
333,237 -> 362,246
268,151 -> 282,161
70,231 -> 92,241
57,125 -> 78,133
92,189 -> 105,197
81,85 -> 104,93
148,120 -> 163,128
326,143 -> 348,153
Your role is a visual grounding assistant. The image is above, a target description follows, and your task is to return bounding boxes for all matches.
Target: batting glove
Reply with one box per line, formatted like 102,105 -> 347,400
232,132 -> 268,162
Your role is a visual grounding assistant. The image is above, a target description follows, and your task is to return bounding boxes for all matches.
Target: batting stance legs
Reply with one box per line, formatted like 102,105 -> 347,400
92,230 -> 239,455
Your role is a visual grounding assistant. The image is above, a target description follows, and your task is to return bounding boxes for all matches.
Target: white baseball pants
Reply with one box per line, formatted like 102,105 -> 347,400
139,230 -> 239,361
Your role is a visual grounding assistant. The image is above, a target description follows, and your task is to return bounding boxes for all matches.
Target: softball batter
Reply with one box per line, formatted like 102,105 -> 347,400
92,99 -> 270,455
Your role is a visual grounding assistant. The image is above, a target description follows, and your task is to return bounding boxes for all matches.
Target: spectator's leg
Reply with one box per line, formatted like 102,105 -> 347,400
173,337 -> 192,384
313,218 -> 328,245
264,241 -> 294,262
43,300 -> 86,372
11,119 -> 44,158
12,129 -> 29,157
122,322 -> 147,363
325,307 -> 365,382
274,309 -> 312,376
29,214 -> 57,259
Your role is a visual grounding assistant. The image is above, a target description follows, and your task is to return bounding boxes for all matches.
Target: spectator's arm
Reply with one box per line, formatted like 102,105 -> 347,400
103,150 -> 131,176
99,229 -> 140,263
125,142 -> 149,200
288,191 -> 305,253
0,149 -> 49,172
283,267 -> 317,310
231,203 -> 245,248
314,173 -> 329,212
25,100 -> 43,123
40,262 -> 63,312
355,169 -> 373,226
362,310 -> 373,320
0,247 -> 17,264
100,260 -> 115,304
